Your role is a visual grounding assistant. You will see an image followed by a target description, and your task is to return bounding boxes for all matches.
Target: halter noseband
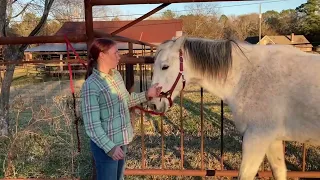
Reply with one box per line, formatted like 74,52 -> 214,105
159,49 -> 186,107
133,49 -> 185,116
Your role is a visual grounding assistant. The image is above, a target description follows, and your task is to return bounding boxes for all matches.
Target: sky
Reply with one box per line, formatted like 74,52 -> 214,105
18,0 -> 308,20
116,0 -> 307,18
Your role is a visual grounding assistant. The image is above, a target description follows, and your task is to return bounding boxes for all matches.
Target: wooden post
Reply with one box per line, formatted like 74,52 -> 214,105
85,0 -> 94,47
60,54 -> 63,71
125,42 -> 134,90
150,46 -> 154,79
150,46 -> 154,56
126,42 -> 135,130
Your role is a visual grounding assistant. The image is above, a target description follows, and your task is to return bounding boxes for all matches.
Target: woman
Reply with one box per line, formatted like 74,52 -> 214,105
80,38 -> 162,180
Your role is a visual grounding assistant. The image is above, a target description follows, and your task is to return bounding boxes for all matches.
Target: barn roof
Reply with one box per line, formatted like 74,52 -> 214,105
25,20 -> 183,53
55,20 -> 183,44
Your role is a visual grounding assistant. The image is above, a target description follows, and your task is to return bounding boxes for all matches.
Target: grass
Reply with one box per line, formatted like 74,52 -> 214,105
10,66 -> 86,87
1,69 -> 320,180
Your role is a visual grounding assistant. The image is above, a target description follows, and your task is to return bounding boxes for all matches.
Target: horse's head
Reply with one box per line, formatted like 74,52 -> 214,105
148,37 -> 187,113
149,37 -> 235,113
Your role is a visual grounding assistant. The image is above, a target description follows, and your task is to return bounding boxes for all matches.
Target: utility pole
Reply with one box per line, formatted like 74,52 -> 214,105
259,3 -> 262,42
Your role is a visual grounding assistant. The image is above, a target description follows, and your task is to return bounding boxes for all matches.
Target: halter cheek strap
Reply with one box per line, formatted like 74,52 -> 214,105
159,49 -> 186,107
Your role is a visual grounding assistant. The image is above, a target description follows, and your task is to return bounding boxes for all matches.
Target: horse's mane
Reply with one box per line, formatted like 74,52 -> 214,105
182,37 -> 234,81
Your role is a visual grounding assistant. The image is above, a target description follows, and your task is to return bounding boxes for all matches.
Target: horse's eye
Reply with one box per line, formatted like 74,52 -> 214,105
162,65 -> 169,70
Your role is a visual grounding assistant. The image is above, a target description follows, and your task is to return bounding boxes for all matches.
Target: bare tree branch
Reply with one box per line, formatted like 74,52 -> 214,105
11,0 -> 18,4
0,0 -> 7,37
10,1 -> 35,19
19,0 -> 54,51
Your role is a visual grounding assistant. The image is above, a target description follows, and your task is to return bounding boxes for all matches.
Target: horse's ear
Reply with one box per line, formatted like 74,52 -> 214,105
173,36 -> 185,49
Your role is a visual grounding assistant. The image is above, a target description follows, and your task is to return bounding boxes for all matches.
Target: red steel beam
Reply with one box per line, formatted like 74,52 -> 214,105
161,116 -> 165,169
0,33 -> 156,47
124,169 -> 320,178
0,56 -> 154,65
180,91 -> 184,169
111,3 -> 170,35
125,169 -> 211,176
94,30 -> 157,47
140,110 -> 146,169
85,0 -> 94,46
303,144 -> 307,171
220,100 -> 224,169
200,87 -> 204,170
0,59 -> 83,65
3,171 -> 320,179
0,35 -> 87,45
0,179 -> 79,180
90,0 -> 251,5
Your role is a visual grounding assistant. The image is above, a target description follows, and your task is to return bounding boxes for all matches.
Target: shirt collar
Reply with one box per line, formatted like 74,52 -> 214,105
93,68 -> 115,79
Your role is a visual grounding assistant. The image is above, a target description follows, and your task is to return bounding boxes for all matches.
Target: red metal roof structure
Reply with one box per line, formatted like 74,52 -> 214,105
55,20 -> 183,44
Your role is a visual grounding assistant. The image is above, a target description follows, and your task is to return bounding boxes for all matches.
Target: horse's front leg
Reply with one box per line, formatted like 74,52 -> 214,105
238,127 -> 275,180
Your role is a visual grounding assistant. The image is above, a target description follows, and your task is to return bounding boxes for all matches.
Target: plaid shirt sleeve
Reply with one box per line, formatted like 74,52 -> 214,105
126,92 -> 148,108
80,82 -> 116,153
114,70 -> 148,108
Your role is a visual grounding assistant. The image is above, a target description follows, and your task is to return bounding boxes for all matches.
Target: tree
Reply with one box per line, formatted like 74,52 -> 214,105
278,9 -> 299,35
51,0 -> 83,21
218,14 -> 233,38
228,13 -> 277,40
11,13 -> 61,36
111,16 -> 121,21
51,0 -> 120,22
39,20 -> 62,36
106,7 -> 123,21
296,0 -> 320,35
180,3 -> 223,39
0,0 -> 54,136
230,14 -> 259,40
263,10 -> 281,32
219,14 -> 228,25
161,10 -> 177,19
11,13 -> 41,36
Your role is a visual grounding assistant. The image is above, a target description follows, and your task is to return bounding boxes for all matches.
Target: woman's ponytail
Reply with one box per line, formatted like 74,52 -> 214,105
85,54 -> 97,80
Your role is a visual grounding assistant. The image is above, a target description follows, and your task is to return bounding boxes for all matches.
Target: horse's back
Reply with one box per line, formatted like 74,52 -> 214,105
264,45 -> 320,144
279,48 -> 320,144
236,44 -> 320,144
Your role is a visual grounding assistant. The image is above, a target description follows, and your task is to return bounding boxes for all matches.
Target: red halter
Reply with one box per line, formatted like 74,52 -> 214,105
159,49 -> 186,107
133,49 -> 186,115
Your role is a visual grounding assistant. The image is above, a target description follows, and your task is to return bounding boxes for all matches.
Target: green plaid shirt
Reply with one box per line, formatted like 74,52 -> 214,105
80,68 -> 147,154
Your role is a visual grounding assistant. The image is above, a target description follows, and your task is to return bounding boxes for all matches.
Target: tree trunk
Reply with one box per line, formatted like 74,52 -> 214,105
0,0 -> 54,136
0,47 -> 19,136
0,0 -> 8,136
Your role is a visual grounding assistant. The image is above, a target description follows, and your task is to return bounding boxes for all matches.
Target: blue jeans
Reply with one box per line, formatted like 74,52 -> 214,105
90,140 -> 127,180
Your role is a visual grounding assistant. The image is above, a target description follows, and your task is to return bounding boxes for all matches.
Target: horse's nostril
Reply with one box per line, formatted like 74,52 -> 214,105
152,104 -> 157,110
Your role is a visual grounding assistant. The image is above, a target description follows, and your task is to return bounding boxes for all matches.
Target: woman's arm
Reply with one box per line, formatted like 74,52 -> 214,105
80,83 -> 116,154
114,70 -> 161,108
124,91 -> 148,108
114,70 -> 148,108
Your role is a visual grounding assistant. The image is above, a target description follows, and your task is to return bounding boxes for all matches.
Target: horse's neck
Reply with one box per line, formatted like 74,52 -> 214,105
193,77 -> 236,102
187,43 -> 251,102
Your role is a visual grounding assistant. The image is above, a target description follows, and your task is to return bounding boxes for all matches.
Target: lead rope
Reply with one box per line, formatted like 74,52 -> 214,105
64,35 -> 87,153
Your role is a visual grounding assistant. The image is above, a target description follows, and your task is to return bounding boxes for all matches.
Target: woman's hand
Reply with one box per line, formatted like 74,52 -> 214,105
108,146 -> 124,160
146,83 -> 162,99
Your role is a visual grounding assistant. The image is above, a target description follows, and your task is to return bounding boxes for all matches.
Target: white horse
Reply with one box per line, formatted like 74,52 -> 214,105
148,36 -> 320,180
